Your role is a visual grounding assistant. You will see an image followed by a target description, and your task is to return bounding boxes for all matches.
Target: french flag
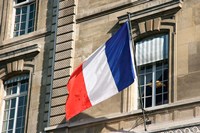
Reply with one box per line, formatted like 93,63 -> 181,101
66,22 -> 137,120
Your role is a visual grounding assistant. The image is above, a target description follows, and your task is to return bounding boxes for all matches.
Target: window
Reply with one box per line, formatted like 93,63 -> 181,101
136,34 -> 169,108
13,0 -> 35,37
1,75 -> 29,133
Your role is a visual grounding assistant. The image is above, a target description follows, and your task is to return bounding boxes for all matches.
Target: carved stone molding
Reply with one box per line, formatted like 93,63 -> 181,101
6,59 -> 24,74
138,17 -> 161,34
0,43 -> 40,62
161,125 -> 200,133
118,0 -> 182,23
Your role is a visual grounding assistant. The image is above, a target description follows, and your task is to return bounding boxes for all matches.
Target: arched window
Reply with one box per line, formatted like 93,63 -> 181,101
1,74 -> 29,133
136,34 -> 169,108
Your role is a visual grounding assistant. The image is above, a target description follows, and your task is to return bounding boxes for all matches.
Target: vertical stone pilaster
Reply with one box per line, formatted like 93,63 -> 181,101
48,0 -> 76,127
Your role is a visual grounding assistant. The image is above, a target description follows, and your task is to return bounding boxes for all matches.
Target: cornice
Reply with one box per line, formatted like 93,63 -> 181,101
0,29 -> 51,63
118,0 -> 182,23
76,0 -> 182,24
76,0 -> 151,23
0,43 -> 40,62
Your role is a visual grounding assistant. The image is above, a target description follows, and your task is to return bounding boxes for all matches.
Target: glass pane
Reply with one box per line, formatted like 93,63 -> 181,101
21,128 -> 24,133
5,101 -> 10,109
156,61 -> 162,70
140,86 -> 144,97
163,93 -> 168,104
22,6 -> 27,14
146,86 -> 152,96
164,69 -> 168,80
156,70 -> 162,81
16,8 -> 21,15
146,97 -> 152,108
164,60 -> 168,68
30,3 -> 35,11
21,14 -> 27,22
11,98 -> 16,108
156,94 -> 162,105
16,117 -> 22,127
20,30 -> 25,35
23,106 -> 26,114
139,75 -> 144,85
139,66 -> 145,74
15,16 -> 20,23
156,82 -> 162,94
29,12 -> 34,19
146,73 -> 152,85
12,86 -> 17,94
8,119 -> 14,129
20,22 -> 26,30
24,96 -> 27,105
25,83 -> 28,91
10,109 -> 15,119
20,84 -> 25,92
163,81 -> 168,92
22,117 -> 25,126
18,97 -> 24,106
17,107 -> 23,117
28,28 -> 33,33
146,64 -> 152,73
3,111 -> 9,120
16,128 -> 21,133
28,20 -> 33,28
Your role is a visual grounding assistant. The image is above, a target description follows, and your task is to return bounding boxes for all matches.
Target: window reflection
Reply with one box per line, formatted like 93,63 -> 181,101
139,60 -> 168,108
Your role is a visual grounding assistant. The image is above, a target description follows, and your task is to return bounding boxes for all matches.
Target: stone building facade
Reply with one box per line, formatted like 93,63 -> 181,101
0,0 -> 200,133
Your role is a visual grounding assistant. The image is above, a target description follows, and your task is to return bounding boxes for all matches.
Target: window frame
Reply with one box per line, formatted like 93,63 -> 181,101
136,34 -> 169,109
1,75 -> 29,133
138,60 -> 169,108
12,0 -> 36,37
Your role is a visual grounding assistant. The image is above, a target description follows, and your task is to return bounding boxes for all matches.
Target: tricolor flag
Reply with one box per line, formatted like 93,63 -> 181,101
66,22 -> 137,120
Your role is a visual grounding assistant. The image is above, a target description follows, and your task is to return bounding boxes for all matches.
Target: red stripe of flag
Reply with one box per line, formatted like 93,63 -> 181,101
66,64 -> 92,120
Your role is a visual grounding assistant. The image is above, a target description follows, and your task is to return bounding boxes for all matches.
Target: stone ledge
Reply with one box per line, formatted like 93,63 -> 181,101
143,118 -> 200,133
44,96 -> 200,131
1,29 -> 50,47
0,43 -> 40,62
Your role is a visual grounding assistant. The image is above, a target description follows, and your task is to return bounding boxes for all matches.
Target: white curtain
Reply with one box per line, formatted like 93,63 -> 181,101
136,34 -> 168,66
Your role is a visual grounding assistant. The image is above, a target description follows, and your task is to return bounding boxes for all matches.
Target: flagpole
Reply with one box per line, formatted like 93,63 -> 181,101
127,12 -> 147,131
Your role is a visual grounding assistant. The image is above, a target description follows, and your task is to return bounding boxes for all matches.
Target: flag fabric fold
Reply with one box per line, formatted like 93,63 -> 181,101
66,22 -> 137,120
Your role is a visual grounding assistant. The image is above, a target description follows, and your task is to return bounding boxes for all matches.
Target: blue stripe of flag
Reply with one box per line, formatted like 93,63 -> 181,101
105,22 -> 136,92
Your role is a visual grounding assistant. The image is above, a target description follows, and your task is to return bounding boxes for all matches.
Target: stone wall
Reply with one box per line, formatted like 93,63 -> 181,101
48,0 -> 76,127
176,0 -> 200,100
0,0 -> 55,132
32,0 -> 200,132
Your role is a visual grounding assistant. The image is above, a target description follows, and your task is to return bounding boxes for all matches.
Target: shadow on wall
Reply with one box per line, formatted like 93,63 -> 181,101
36,0 -> 57,132
56,111 -> 146,133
